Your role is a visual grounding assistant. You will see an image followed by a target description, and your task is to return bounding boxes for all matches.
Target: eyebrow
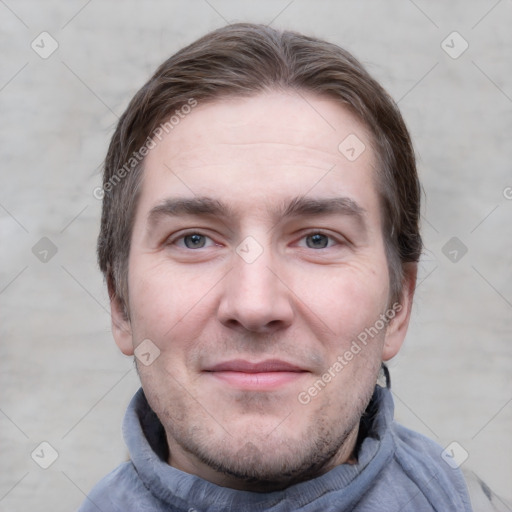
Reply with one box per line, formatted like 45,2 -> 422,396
147,195 -> 367,229
148,197 -> 234,224
279,196 -> 366,220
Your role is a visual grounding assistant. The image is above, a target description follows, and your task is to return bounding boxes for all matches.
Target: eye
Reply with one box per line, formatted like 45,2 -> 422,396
306,233 -> 329,249
299,232 -> 339,249
174,233 -> 215,249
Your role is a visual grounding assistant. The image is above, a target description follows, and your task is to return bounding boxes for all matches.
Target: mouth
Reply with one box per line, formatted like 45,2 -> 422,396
204,359 -> 309,391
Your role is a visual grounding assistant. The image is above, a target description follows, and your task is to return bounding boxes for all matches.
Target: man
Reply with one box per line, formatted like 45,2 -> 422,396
81,23 -> 473,511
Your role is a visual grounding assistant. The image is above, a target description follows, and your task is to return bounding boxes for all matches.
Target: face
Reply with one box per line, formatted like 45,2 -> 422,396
112,91 -> 415,490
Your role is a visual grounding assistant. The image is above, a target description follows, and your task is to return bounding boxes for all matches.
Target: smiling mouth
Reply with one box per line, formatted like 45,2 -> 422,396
204,359 -> 309,391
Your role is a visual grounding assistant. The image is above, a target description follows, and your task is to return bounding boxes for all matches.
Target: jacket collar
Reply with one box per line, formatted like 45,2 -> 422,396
123,384 -> 395,511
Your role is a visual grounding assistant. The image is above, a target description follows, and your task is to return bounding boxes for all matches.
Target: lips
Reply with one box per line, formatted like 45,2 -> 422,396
206,359 -> 306,373
204,359 -> 308,391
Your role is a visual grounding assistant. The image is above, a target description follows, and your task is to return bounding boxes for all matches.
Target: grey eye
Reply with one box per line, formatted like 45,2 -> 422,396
183,234 -> 207,249
306,233 -> 329,249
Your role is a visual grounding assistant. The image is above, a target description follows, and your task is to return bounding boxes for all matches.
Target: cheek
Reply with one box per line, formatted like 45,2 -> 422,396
127,257 -> 215,343
294,260 -> 390,336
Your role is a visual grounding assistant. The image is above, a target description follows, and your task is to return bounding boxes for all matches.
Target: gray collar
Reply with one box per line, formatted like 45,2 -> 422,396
122,384 -> 395,511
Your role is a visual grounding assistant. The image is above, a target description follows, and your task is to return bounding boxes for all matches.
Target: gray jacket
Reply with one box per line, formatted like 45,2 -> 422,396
79,385 -> 474,511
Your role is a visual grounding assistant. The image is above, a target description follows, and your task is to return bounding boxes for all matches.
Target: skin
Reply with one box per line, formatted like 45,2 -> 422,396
111,90 -> 416,491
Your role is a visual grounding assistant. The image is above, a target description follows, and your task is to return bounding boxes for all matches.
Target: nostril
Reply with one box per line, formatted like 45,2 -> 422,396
265,319 -> 283,330
221,317 -> 287,334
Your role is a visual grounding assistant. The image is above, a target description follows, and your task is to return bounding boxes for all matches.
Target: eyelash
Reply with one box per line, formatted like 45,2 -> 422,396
168,230 -> 344,250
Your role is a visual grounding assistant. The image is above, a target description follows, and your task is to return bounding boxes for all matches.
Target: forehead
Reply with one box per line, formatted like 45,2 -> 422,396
158,91 -> 372,165
138,90 -> 379,219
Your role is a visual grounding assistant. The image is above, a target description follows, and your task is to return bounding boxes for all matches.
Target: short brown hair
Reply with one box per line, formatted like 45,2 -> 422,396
98,23 -> 422,316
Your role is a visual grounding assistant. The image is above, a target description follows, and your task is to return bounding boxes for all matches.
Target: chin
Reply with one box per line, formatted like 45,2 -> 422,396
173,412 -> 357,491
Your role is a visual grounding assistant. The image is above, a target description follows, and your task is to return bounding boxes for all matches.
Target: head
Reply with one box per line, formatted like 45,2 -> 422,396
97,24 -> 422,490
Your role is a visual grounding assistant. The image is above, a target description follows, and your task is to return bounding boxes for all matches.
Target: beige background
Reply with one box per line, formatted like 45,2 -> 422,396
1,1 -> 511,510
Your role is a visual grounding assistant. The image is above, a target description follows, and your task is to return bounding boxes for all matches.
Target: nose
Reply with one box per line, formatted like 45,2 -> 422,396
217,245 -> 294,334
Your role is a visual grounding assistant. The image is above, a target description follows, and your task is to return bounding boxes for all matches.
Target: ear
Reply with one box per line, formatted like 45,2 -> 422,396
382,263 -> 417,361
108,275 -> 134,356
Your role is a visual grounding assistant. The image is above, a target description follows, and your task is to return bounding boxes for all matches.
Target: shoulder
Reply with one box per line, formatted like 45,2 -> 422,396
391,423 -> 512,511
78,461 -> 160,512
389,422 -> 473,511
